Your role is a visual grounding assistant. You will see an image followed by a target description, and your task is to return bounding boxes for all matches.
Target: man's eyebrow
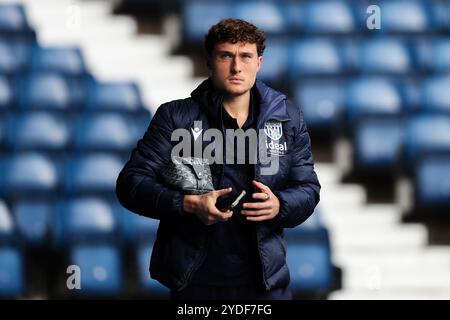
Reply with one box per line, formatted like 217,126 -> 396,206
216,50 -> 255,55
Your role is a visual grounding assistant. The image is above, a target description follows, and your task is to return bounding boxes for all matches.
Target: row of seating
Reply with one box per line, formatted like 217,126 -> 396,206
182,0 -> 450,41
0,74 -> 148,113
259,37 -> 450,82
0,194 -> 334,297
0,112 -> 149,153
296,76 -> 450,133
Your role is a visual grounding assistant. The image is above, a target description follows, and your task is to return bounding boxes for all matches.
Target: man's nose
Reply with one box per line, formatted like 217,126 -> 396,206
231,56 -> 242,73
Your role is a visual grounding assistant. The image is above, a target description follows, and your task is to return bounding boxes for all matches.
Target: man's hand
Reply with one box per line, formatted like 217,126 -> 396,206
183,188 -> 233,226
241,180 -> 280,222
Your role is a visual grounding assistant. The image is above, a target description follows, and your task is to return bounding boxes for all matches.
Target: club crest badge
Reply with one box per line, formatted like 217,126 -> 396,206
264,122 -> 283,141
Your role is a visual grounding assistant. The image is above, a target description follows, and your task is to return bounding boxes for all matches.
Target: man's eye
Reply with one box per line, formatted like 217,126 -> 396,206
220,53 -> 232,59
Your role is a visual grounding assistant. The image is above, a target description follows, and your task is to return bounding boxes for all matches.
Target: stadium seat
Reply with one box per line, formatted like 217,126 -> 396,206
64,153 -> 124,195
30,47 -> 87,76
119,205 -> 158,245
0,4 -> 33,34
0,247 -> 24,297
54,198 -> 118,247
377,1 -> 430,33
85,81 -> 147,114
302,1 -> 355,34
0,200 -> 15,244
3,153 -> 59,198
429,39 -> 450,73
354,118 -> 404,171
415,156 -> 450,208
233,2 -> 286,34
403,115 -> 450,170
359,39 -> 411,74
182,1 -> 231,42
285,209 -> 329,242
137,243 -> 169,296
257,39 -> 288,84
0,76 -> 13,110
290,39 -> 343,77
346,78 -> 403,124
14,201 -> 52,247
70,245 -> 122,296
287,242 -> 333,294
294,81 -> 344,131
74,113 -> 145,153
422,76 -> 450,113
6,112 -> 69,152
18,73 -> 72,111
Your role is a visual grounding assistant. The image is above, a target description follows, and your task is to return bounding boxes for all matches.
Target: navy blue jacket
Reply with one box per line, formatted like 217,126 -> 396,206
116,78 -> 321,291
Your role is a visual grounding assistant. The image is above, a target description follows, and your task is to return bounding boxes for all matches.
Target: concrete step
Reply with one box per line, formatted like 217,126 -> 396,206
329,224 -> 428,250
329,289 -> 450,300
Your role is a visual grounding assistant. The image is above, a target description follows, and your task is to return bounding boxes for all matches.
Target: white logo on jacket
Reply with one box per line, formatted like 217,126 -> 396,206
264,121 -> 287,156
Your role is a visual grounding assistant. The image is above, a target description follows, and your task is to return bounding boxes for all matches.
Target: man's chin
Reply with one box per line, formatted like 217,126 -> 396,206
224,84 -> 250,96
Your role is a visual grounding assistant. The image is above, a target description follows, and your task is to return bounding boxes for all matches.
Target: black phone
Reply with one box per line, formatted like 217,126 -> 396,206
218,190 -> 246,212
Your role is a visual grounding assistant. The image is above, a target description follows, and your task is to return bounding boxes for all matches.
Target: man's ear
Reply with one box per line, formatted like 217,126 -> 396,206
256,55 -> 263,72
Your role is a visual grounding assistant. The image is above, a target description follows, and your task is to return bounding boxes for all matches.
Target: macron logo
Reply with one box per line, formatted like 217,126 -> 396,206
191,127 -> 202,141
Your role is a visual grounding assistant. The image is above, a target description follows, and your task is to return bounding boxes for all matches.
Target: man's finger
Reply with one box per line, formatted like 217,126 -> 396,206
246,215 -> 272,222
252,192 -> 272,201
213,187 -> 233,198
242,201 -> 271,210
252,180 -> 270,192
241,209 -> 272,216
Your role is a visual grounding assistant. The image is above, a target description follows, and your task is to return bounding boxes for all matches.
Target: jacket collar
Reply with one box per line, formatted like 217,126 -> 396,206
191,78 -> 291,129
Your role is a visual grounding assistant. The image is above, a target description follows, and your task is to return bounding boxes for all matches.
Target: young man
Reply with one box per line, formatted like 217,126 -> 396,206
116,18 -> 321,300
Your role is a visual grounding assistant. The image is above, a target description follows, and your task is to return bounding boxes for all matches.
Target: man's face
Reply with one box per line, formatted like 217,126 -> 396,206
209,41 -> 262,97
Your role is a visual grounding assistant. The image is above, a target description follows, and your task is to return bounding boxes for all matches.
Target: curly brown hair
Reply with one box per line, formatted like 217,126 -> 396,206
204,18 -> 266,57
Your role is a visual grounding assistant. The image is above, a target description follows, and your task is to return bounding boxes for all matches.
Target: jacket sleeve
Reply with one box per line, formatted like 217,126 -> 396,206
270,107 -> 321,229
115,103 -> 185,220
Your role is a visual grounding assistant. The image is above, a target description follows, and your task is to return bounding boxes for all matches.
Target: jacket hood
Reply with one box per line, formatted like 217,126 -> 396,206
190,78 -> 291,128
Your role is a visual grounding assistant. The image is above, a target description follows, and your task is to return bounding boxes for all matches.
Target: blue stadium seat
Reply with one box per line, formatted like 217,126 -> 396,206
290,39 -> 342,77
303,1 -> 355,34
422,76 -> 450,113
415,156 -> 450,208
430,39 -> 450,72
285,209 -> 329,242
346,78 -> 403,123
404,115 -> 450,168
7,112 -> 69,152
30,47 -> 87,77
0,4 -> 33,34
54,198 -> 118,247
14,201 -> 52,247
378,1 -> 430,33
19,73 -> 72,111
294,81 -> 344,131
0,200 -> 15,244
74,113 -> 144,153
257,39 -> 288,84
65,153 -> 124,195
86,81 -> 147,113
287,242 -> 333,294
120,205 -> 158,245
3,153 -> 59,198
0,247 -> 24,297
233,2 -> 286,34
137,243 -> 169,296
70,245 -> 122,295
182,1 -> 231,42
354,118 -> 404,171
0,76 -> 13,110
359,39 -> 411,74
